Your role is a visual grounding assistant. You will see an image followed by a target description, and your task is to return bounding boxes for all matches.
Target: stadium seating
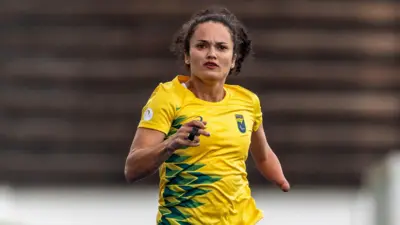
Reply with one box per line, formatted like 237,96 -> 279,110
1,0 -> 399,186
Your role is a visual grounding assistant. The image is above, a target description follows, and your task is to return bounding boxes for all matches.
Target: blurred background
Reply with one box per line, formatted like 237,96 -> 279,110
0,0 -> 399,224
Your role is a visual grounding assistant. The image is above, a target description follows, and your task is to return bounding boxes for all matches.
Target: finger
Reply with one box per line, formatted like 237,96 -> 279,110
186,139 -> 200,147
176,138 -> 199,148
188,128 -> 210,137
177,139 -> 199,148
192,136 -> 200,143
178,126 -> 193,133
178,132 -> 198,141
185,120 -> 207,129
196,129 -> 210,137
178,133 -> 200,146
179,126 -> 210,138
178,125 -> 199,134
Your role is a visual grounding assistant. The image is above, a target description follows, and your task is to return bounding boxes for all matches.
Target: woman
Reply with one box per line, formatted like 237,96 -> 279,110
125,6 -> 290,225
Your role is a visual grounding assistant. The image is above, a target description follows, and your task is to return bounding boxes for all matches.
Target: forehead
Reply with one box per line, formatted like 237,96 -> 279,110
191,21 -> 233,44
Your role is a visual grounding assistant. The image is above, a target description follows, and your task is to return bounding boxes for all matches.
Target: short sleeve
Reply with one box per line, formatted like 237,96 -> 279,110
137,84 -> 176,135
252,94 -> 263,132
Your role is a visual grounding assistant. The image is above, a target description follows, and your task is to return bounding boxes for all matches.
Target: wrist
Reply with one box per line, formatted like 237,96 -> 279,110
162,139 -> 176,156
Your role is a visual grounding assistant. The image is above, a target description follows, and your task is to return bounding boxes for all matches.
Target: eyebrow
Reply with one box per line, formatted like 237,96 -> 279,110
197,40 -> 228,45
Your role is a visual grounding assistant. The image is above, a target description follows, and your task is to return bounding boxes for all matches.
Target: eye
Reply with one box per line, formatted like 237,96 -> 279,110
196,43 -> 206,49
217,45 -> 228,50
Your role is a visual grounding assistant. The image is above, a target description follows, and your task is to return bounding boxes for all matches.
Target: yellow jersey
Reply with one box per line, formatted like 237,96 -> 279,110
138,75 -> 264,225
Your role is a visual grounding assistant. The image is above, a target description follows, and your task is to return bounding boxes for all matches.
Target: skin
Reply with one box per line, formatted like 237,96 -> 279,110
184,22 -> 236,103
125,21 -> 290,192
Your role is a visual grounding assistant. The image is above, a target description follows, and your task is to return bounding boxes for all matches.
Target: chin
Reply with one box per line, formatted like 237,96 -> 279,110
197,70 -> 225,82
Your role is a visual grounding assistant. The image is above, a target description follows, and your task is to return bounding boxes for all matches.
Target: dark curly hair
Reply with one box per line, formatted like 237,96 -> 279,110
170,6 -> 253,76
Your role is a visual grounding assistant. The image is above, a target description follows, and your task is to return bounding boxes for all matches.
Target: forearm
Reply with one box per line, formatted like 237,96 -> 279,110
255,149 -> 286,184
124,140 -> 173,183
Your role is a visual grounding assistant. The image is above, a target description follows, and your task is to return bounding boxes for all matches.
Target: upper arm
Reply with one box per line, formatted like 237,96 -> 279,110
250,93 -> 270,162
137,85 -> 176,135
252,93 -> 263,132
250,124 -> 271,163
130,85 -> 176,151
130,127 -> 166,152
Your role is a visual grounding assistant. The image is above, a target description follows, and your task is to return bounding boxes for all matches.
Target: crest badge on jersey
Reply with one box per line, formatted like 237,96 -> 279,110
235,114 -> 246,133
143,107 -> 153,121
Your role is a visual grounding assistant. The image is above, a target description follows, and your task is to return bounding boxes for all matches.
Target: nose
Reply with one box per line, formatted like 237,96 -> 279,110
206,46 -> 217,59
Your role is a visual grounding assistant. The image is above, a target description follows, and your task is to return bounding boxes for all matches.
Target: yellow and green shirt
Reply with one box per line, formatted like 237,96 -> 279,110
138,75 -> 264,225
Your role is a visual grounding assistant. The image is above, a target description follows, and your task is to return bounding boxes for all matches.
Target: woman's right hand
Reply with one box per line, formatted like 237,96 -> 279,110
165,120 -> 210,152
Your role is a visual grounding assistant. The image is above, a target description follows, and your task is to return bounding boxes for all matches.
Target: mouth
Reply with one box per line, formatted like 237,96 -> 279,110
203,62 -> 219,69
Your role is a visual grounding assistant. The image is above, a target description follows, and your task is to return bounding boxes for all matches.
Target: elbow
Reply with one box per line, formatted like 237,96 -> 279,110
124,165 -> 152,184
124,154 -> 140,184
124,153 -> 151,184
125,165 -> 146,184
124,148 -> 161,183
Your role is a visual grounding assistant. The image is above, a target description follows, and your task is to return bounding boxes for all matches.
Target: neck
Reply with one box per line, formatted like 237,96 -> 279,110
185,76 -> 226,102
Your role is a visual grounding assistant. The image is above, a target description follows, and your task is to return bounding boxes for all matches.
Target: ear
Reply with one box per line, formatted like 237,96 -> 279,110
231,54 -> 237,69
184,54 -> 190,65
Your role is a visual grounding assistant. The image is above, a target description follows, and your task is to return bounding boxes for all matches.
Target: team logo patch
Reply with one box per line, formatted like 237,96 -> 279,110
235,114 -> 246,133
143,107 -> 153,121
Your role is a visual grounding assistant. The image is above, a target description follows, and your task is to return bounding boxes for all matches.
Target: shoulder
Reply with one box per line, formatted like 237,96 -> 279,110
151,80 -> 175,96
139,78 -> 183,133
225,84 -> 260,105
148,78 -> 182,102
